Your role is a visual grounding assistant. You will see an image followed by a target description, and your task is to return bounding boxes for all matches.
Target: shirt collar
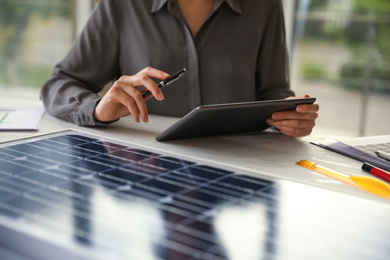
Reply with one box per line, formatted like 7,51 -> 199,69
223,0 -> 242,14
151,0 -> 168,13
151,0 -> 242,14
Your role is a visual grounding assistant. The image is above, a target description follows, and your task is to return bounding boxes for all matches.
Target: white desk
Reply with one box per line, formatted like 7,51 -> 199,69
2,96 -> 390,260
0,97 -> 385,203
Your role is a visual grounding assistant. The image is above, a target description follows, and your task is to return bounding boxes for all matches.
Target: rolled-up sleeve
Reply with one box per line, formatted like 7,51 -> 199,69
40,0 -> 120,125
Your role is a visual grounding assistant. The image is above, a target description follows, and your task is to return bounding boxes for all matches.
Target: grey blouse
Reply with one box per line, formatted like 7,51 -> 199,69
40,0 -> 294,125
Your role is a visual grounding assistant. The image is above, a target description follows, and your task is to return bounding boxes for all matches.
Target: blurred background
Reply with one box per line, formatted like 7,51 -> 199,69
0,0 -> 389,137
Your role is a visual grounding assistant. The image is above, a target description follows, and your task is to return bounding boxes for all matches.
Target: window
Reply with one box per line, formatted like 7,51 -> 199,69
286,0 -> 390,136
0,0 -> 93,98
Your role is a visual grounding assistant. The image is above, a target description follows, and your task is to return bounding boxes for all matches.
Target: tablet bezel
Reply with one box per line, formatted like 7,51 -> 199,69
156,97 -> 316,141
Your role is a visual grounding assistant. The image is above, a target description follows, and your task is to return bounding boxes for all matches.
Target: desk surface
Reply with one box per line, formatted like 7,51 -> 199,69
0,96 -> 385,203
2,96 -> 390,260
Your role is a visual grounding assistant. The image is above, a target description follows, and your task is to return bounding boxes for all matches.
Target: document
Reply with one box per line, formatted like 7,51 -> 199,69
311,140 -> 390,172
0,107 -> 45,131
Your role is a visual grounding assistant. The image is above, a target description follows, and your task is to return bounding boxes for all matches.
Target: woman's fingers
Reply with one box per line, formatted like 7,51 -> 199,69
267,95 -> 319,137
93,67 -> 170,123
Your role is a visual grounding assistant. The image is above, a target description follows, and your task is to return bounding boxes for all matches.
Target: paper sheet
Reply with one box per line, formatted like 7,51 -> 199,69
0,107 -> 45,131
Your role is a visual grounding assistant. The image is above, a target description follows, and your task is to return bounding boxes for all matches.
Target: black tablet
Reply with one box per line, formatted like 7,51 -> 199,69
156,97 -> 316,141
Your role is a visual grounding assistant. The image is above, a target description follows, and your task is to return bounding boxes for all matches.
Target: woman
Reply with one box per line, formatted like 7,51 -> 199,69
40,0 -> 319,137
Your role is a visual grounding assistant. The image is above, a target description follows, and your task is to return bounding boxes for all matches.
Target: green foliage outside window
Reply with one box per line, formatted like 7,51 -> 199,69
298,0 -> 390,94
0,0 -> 72,88
301,62 -> 327,81
340,0 -> 390,93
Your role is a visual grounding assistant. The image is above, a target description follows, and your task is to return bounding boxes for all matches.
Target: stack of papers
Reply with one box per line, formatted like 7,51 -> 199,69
0,107 -> 45,131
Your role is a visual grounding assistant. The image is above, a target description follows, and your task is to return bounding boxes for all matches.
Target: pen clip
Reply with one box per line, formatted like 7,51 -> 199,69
159,68 -> 187,88
143,68 -> 187,98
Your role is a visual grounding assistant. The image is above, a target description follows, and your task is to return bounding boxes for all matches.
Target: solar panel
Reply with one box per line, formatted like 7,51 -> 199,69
0,130 -> 389,260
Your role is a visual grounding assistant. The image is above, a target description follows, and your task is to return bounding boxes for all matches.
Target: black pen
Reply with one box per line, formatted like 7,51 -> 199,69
142,68 -> 187,99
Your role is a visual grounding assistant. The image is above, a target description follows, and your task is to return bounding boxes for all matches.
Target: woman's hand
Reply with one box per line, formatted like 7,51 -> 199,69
94,67 -> 170,123
267,94 -> 319,137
